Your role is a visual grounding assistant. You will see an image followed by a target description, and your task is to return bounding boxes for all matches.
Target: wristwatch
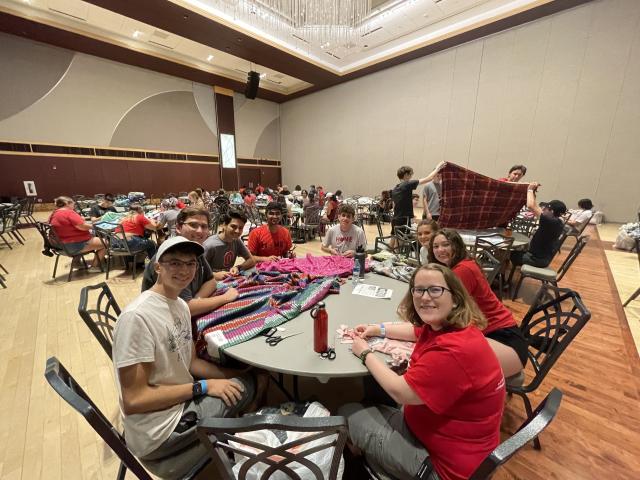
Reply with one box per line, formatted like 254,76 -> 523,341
379,323 -> 386,338
192,379 -> 207,398
359,348 -> 373,366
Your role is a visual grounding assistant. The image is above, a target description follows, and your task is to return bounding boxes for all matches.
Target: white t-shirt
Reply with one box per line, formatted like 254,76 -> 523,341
323,224 -> 366,254
112,290 -> 194,457
569,209 -> 592,227
420,246 -> 429,265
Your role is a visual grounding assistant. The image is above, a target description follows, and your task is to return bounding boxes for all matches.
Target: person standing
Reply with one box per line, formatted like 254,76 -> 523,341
421,174 -> 442,221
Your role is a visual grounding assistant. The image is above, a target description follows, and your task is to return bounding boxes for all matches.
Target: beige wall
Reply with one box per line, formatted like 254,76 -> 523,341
281,0 -> 640,222
0,33 -> 281,159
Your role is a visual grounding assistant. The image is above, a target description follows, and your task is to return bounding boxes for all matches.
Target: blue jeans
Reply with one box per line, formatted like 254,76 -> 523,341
125,235 -> 156,259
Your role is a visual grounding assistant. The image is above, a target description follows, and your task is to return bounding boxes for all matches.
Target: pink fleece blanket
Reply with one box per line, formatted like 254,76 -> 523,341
257,254 -> 369,277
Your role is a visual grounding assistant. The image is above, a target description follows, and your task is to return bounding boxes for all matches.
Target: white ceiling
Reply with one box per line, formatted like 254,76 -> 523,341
1,0 -> 558,94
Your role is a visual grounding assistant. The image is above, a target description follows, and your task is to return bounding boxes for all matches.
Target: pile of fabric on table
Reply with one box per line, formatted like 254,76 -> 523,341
369,251 -> 416,283
257,253 -> 369,277
195,271 -> 340,360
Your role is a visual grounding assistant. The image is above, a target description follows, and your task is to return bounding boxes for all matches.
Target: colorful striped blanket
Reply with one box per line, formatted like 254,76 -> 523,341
195,271 -> 340,360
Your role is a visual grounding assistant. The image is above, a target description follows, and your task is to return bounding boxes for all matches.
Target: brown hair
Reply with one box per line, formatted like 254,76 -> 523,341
177,207 -> 210,225
397,166 -> 414,180
54,196 -> 74,208
338,203 -> 356,216
397,263 -> 486,330
417,219 -> 440,232
428,228 -> 469,269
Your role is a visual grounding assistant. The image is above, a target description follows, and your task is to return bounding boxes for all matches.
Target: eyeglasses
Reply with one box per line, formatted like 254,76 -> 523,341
182,222 -> 209,231
159,259 -> 198,270
410,285 -> 451,299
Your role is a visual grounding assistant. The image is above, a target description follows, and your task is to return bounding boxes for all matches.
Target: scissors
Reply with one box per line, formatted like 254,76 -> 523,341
263,329 -> 303,346
319,348 -> 337,360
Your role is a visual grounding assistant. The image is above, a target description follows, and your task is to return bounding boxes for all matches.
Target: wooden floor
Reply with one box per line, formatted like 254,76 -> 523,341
0,214 -> 639,479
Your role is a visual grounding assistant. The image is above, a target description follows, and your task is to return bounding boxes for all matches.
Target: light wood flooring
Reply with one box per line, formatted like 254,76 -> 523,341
0,214 -> 639,479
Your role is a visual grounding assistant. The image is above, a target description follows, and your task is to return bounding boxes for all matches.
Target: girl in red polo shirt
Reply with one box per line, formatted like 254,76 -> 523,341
119,204 -> 159,260
340,264 -> 505,480
429,228 -> 527,377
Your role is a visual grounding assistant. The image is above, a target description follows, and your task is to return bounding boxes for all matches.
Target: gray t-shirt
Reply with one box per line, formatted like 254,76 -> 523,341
203,234 -> 251,271
422,181 -> 441,216
112,290 -> 193,457
158,209 -> 180,237
322,224 -> 366,254
141,254 -> 213,302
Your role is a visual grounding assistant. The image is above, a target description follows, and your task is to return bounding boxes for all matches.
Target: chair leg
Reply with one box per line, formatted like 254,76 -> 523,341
14,228 -> 26,242
116,461 -> 128,480
53,255 -> 60,278
0,233 -> 13,249
0,263 -> 7,274
623,287 -> 640,307
11,231 -> 25,244
106,254 -> 111,280
67,261 -> 74,282
0,274 -> 6,288
512,274 -> 526,301
132,257 -> 137,280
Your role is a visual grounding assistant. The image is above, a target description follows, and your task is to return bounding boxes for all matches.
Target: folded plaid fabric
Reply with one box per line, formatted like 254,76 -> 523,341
439,163 -> 528,229
195,272 -> 340,359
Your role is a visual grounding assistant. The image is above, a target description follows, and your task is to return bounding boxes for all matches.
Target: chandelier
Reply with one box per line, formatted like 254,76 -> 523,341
210,0 -> 372,51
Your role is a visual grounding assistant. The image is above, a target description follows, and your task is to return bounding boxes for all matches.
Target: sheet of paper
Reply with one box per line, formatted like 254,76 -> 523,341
352,284 -> 393,299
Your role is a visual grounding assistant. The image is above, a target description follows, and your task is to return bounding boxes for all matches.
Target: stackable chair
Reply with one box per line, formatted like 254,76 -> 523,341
78,282 -> 122,359
95,227 -> 147,280
197,414 -> 348,480
36,222 -> 103,282
45,357 -> 209,480
472,234 -> 514,299
366,388 -> 563,480
512,235 -> 589,300
508,285 -> 590,449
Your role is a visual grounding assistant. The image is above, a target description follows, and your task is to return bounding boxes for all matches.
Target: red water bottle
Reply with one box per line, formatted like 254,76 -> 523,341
310,302 -> 328,353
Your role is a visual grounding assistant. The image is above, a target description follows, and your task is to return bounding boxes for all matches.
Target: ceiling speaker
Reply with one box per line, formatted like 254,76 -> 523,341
245,71 -> 260,99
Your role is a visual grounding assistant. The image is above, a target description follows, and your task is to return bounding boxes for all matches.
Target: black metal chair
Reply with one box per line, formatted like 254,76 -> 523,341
623,237 -> 640,307
508,286 -> 590,449
0,262 -> 7,288
508,216 -> 538,237
18,196 -> 37,226
473,234 -> 514,299
292,205 -> 322,243
196,414 -> 348,479
373,212 -> 395,253
366,388 -> 563,480
0,204 -> 24,248
78,283 -> 122,359
36,222 -> 102,282
95,227 -> 147,280
45,357 -> 209,480
469,388 -> 563,479
512,235 -> 589,300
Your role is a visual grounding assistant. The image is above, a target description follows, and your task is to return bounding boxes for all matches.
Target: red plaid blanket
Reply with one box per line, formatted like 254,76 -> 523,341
439,163 -> 528,229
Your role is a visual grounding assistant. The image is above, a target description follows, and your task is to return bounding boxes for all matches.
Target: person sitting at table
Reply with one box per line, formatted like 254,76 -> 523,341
142,207 -> 239,317
203,209 -> 256,279
49,196 -> 106,272
188,191 -> 205,209
565,198 -> 594,235
157,198 -> 181,238
113,236 -> 256,479
119,203 -> 160,260
429,229 -> 528,377
339,263 -> 505,480
243,189 -> 256,206
498,164 -> 527,182
89,193 -> 116,222
510,183 -> 566,268
322,195 -> 339,223
416,219 -> 439,265
292,185 -> 303,201
321,204 -> 366,258
247,202 -> 293,263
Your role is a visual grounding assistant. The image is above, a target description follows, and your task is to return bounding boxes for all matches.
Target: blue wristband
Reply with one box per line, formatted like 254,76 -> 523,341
199,379 -> 207,396
379,323 -> 386,338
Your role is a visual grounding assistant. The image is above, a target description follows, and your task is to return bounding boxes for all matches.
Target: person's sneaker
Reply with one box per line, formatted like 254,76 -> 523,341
87,266 -> 102,273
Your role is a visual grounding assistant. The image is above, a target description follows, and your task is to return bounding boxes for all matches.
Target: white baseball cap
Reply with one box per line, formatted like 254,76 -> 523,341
155,235 -> 203,262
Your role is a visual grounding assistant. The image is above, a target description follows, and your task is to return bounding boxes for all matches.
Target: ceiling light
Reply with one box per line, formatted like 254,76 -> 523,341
207,54 -> 214,61
132,30 -> 142,38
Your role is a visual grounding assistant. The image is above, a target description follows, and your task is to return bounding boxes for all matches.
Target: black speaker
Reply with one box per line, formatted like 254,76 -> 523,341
245,71 -> 260,99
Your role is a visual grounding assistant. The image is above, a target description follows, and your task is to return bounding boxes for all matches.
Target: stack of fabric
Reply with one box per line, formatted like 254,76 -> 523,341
195,271 -> 340,360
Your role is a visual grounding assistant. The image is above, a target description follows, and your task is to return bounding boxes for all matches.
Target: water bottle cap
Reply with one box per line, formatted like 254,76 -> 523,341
317,301 -> 325,308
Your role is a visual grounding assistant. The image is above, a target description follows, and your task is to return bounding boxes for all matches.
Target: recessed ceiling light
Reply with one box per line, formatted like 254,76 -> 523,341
132,30 -> 142,38
207,54 -> 214,62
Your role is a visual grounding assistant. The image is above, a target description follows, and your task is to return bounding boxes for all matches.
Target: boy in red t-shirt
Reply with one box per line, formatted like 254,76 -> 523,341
247,202 -> 292,262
